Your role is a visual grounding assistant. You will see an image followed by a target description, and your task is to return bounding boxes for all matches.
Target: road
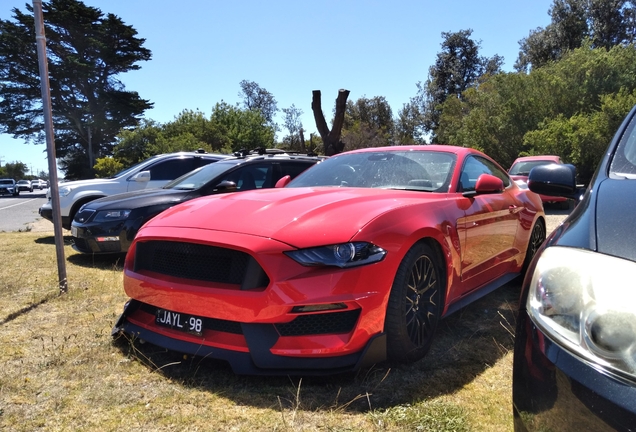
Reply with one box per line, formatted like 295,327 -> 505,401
0,190 -> 49,232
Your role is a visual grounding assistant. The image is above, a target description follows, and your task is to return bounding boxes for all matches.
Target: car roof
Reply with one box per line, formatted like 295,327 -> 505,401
337,144 -> 481,157
511,155 -> 561,163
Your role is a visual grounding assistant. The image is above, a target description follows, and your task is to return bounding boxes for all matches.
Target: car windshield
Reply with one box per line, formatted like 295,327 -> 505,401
0,180 -> 12,185
610,113 -> 636,178
162,159 -> 243,190
509,160 -> 555,175
288,150 -> 456,191
18,180 -> 29,184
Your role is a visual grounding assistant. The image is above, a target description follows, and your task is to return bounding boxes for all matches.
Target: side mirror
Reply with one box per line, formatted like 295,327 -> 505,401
275,175 -> 291,188
528,164 -> 579,199
463,174 -> 504,197
214,180 -> 238,192
475,174 -> 504,193
130,171 -> 151,182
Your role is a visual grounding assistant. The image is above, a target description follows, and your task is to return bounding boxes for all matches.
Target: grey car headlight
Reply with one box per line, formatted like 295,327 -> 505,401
93,210 -> 132,222
527,246 -> 636,380
285,242 -> 386,268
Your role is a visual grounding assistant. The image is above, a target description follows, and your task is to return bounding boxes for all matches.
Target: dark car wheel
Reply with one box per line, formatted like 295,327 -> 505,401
385,242 -> 443,363
522,219 -> 546,275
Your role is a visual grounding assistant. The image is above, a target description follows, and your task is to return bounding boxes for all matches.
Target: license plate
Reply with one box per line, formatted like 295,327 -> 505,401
71,226 -> 78,237
155,308 -> 204,336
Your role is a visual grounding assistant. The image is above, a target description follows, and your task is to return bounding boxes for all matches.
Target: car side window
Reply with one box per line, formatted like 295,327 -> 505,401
222,164 -> 270,191
147,158 -> 196,181
281,162 -> 314,180
459,156 -> 511,192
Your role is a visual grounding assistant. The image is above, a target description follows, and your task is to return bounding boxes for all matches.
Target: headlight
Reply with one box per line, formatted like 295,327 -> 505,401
527,246 -> 636,380
285,242 -> 386,268
93,210 -> 131,222
58,186 -> 73,196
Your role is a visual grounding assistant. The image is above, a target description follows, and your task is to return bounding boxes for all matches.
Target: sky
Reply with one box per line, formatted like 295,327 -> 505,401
0,0 -> 554,177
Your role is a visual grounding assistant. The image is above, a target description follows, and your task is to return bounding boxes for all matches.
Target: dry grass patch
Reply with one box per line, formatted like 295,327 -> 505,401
0,230 -> 537,431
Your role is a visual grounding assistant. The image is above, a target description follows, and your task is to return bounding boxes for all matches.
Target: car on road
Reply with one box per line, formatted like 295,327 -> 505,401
113,145 -> 547,375
0,179 -> 19,196
512,105 -> 636,430
39,150 -> 229,230
31,179 -> 46,190
16,180 -> 33,192
509,155 -> 570,208
71,152 -> 323,254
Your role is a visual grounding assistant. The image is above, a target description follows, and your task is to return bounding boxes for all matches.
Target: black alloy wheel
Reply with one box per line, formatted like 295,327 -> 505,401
522,219 -> 546,276
385,242 -> 443,363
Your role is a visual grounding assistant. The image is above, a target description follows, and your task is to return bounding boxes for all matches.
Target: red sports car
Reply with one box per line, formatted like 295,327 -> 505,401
113,145 -> 546,375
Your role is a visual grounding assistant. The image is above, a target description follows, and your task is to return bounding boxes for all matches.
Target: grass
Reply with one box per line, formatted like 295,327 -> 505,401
0,231 -> 525,431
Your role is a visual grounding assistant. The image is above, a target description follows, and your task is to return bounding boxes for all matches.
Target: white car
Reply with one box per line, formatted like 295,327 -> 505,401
31,179 -> 46,190
39,150 -> 229,230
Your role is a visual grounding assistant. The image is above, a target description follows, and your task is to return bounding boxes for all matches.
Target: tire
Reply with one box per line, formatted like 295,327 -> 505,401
385,242 -> 443,363
522,219 -> 546,276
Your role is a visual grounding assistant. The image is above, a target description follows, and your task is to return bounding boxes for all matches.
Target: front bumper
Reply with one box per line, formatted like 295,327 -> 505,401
39,201 -> 71,230
116,226 -> 401,374
113,300 -> 387,375
0,187 -> 16,195
512,309 -> 636,431
71,221 -> 130,254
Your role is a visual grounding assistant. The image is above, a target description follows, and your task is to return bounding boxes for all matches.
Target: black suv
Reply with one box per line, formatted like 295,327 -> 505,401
71,152 -> 324,254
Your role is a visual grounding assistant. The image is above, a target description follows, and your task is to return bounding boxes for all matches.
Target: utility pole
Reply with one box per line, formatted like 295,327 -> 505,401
33,0 -> 67,293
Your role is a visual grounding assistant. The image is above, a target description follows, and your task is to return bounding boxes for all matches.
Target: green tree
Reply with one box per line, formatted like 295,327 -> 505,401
103,104 -> 275,171
0,0 -> 152,179
93,156 -> 124,178
437,44 -> 636,176
413,29 -> 503,142
394,101 -> 425,145
238,80 -> 278,128
1,161 -> 28,179
209,102 -> 275,152
281,104 -> 305,151
515,0 -> 636,71
342,96 -> 394,148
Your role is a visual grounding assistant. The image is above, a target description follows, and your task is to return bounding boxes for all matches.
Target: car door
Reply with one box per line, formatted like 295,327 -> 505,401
456,155 -> 522,287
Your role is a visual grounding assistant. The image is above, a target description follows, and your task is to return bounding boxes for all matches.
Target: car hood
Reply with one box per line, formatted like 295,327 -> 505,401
85,188 -> 192,210
595,178 -> 636,261
145,187 -> 446,248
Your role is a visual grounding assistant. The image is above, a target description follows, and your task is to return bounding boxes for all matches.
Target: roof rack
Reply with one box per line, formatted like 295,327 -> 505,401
232,148 -> 322,158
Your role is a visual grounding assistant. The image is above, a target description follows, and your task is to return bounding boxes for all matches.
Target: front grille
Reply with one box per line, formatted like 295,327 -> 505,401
74,208 -> 96,223
275,309 -> 361,336
134,240 -> 269,290
72,237 -> 91,253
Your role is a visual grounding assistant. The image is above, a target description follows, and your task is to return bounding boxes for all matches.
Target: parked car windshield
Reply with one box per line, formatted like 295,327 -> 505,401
509,160 -> 555,176
610,113 -> 636,178
0,180 -> 13,185
162,159 -> 243,190
288,150 -> 456,191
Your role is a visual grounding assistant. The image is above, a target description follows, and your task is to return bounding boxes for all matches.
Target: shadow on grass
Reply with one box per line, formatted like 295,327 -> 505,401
34,235 -> 74,245
67,252 -> 126,270
112,280 -> 522,413
1,291 -> 58,325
